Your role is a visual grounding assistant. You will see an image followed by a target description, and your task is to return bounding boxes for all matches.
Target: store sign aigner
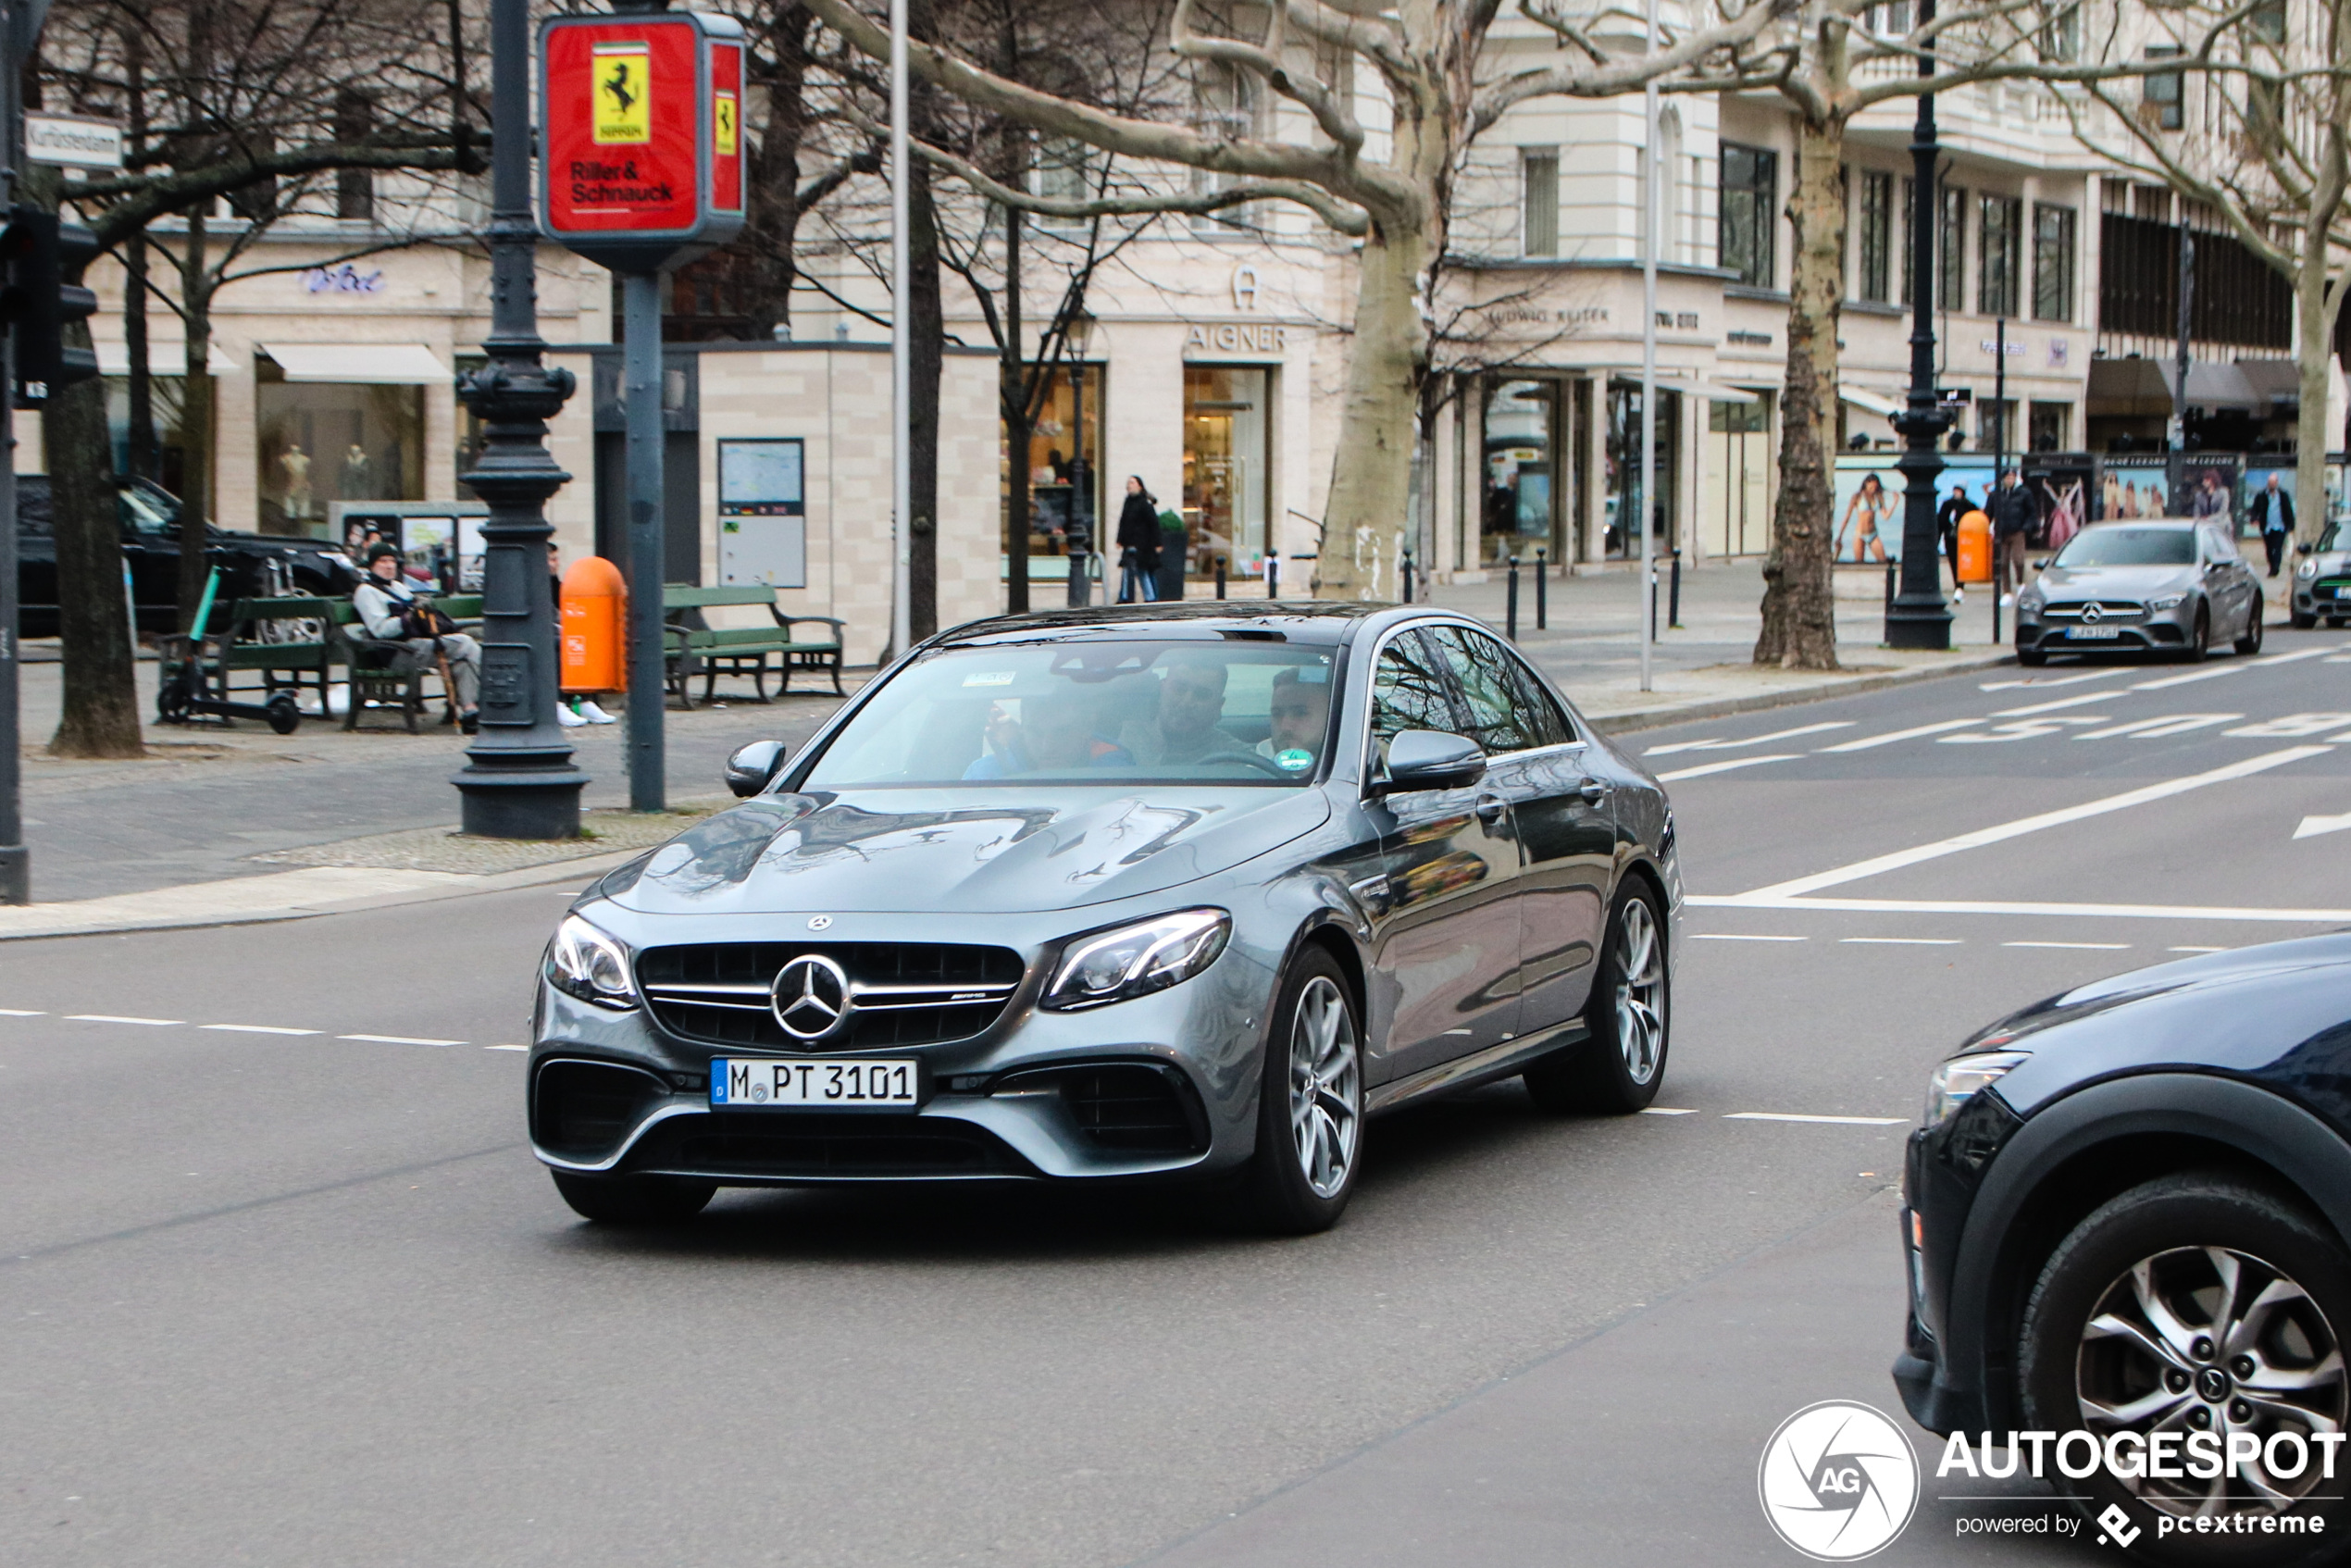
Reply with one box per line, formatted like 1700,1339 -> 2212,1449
539,9 -> 746,271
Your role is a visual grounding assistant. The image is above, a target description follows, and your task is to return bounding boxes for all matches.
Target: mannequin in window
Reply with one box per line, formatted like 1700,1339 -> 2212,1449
280,443 -> 313,519
340,443 -> 374,502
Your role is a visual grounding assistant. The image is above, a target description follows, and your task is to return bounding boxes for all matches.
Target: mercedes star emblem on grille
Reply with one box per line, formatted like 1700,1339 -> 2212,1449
2081,601 -> 2104,623
771,953 -> 853,1040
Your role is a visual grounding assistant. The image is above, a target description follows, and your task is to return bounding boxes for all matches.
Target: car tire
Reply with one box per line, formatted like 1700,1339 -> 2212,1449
2018,1173 -> 2351,1562
2233,595 -> 2265,655
2017,643 -> 2049,668
2176,604 -> 2210,663
1237,945 -> 1364,1235
2292,610 -> 2319,629
1524,882 -> 1669,1115
551,1169 -> 715,1226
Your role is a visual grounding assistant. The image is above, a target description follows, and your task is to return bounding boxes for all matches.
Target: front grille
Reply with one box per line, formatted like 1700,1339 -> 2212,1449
638,940 -> 1025,1051
2043,601 -> 2146,622
534,1058 -> 670,1161
637,1110 -> 1031,1178
2319,579 -> 2351,601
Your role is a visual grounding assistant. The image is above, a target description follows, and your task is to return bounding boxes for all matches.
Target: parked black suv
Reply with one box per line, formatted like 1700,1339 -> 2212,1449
1898,936 -> 2351,1560
18,476 -> 361,636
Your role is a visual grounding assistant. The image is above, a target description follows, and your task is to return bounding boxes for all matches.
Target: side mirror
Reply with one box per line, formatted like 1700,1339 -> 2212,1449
1373,729 -> 1487,797
2030,558 -> 2050,571
724,740 -> 790,798
2298,541 -> 2316,555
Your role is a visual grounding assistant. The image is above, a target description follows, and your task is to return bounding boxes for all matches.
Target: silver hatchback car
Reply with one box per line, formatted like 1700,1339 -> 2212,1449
2014,518 -> 2265,666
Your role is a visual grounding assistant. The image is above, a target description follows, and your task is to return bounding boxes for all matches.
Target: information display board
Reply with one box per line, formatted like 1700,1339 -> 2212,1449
540,10 -> 745,272
717,439 -> 806,590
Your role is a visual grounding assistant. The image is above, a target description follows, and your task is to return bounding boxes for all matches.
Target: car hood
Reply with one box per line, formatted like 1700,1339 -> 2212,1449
597,786 -> 1334,916
2035,563 -> 2196,597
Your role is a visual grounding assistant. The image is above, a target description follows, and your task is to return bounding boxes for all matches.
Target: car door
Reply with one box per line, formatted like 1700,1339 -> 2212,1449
2202,523 -> 2256,638
1359,626 -> 1522,1082
1425,625 -> 1613,1038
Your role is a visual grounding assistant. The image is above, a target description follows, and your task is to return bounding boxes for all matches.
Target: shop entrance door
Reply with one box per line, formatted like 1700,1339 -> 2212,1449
1183,367 -> 1270,577
1702,391 -> 1773,556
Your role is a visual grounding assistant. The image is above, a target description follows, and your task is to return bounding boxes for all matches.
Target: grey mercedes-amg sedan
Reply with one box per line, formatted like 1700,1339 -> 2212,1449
529,602 -> 1680,1233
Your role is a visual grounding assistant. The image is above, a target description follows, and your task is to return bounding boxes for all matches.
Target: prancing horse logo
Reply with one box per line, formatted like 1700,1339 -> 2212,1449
772,954 -> 852,1040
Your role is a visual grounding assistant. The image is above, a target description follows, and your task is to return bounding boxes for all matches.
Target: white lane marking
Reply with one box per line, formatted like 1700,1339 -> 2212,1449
1653,754 -> 1802,782
1725,747 -> 2331,902
1644,721 -> 1855,758
486,1043 -> 529,1052
2329,655 -> 2351,664
2075,714 -> 2241,740
2003,940 -> 2132,951
1693,932 -> 1808,941
200,1024 -> 321,1036
66,1014 -> 184,1027
1688,892 -> 2351,922
1818,719 -> 1984,751
2133,666 -> 2246,691
1941,717 -> 2107,743
1840,936 -> 1963,945
1725,1112 -> 1910,1126
2255,647 -> 2340,667
2169,946 -> 2228,953
1980,670 -> 2128,691
0,1008 -> 43,1016
338,1033 -> 463,1047
2295,811 -> 2351,840
2226,714 -> 2351,738
1639,1106 -> 1700,1115
1995,691 -> 2124,716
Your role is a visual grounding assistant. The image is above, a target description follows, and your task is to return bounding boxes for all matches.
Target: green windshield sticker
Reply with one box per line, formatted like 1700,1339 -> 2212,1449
1275,748 -> 1314,772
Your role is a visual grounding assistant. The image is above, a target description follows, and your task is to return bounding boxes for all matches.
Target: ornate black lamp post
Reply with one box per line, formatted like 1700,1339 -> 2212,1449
452,0 -> 588,836
1064,311 -> 1095,608
1885,0 -> 1955,650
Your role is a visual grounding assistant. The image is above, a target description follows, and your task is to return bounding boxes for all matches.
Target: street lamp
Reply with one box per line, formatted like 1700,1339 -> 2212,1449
1885,0 -> 1954,651
1064,309 -> 1096,608
452,0 -> 587,836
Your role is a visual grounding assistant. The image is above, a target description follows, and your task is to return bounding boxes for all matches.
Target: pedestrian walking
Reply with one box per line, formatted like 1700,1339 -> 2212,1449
1937,484 -> 1972,600
1988,468 -> 2036,603
2251,472 -> 2296,577
1114,476 -> 1162,604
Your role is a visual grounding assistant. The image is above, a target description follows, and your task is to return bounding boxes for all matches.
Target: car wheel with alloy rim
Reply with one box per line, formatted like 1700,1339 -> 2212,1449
1238,946 -> 1363,1234
2177,604 -> 2211,663
2019,1174 -> 2351,1562
2234,595 -> 2265,655
1524,883 -> 1669,1115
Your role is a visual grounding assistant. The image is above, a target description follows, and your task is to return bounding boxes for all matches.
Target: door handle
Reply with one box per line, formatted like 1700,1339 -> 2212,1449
1577,778 -> 1610,804
1474,792 -> 1509,826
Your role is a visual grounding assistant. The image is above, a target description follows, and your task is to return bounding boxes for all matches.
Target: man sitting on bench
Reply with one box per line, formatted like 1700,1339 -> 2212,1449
354,543 -> 483,733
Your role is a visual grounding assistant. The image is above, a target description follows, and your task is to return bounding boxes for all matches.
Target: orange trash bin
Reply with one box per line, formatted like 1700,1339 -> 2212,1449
561,555 -> 627,693
1957,509 -> 1993,584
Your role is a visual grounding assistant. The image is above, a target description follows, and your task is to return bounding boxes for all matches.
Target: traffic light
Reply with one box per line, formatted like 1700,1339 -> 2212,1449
0,205 -> 100,407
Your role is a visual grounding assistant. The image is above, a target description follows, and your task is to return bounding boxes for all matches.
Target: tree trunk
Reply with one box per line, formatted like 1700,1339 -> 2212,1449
998,13 -> 1028,616
176,217 -> 216,630
2294,257 -> 2345,554
1312,218 -> 1428,600
1755,112 -> 1845,670
125,233 -> 156,479
743,6 -> 812,339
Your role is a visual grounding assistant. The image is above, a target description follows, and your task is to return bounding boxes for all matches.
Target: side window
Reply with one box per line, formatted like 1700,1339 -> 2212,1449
1429,626 -> 1546,753
1500,652 -> 1574,747
1369,630 -> 1457,756
2205,524 -> 2240,563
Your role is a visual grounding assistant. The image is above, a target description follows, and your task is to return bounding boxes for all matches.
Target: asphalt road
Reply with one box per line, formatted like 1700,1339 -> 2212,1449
6,629 -> 2350,1568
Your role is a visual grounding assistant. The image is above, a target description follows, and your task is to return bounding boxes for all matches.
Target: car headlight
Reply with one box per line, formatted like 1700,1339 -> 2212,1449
546,914 -> 640,1010
2017,588 -> 2044,612
1923,1051 -> 2029,1127
2146,591 -> 2186,611
1041,909 -> 1230,1011
2299,558 -> 2320,580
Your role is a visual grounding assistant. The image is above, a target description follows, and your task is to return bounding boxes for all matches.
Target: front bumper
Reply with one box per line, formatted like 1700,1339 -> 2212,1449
529,906 -> 1278,1186
2295,579 -> 2351,619
2014,606 -> 2190,653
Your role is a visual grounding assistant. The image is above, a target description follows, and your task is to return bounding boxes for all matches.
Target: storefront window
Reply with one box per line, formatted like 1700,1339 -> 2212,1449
1184,366 -> 1269,573
106,376 -> 189,498
1008,364 -> 1103,557
255,360 -> 424,536
1702,392 -> 1773,557
1482,379 -> 1554,566
1606,380 -> 1681,559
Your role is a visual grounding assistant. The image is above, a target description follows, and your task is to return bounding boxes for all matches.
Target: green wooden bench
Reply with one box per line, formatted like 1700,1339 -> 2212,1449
663,584 -> 846,708
326,598 -> 476,733
215,595 -> 339,709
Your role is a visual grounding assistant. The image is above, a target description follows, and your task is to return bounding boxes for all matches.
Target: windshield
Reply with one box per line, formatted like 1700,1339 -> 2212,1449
2053,526 -> 2196,567
800,639 -> 1338,790
2320,523 -> 2344,554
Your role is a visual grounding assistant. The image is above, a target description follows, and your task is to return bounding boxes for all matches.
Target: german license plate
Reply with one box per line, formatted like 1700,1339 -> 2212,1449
710,1057 -> 921,1110
2069,626 -> 2121,640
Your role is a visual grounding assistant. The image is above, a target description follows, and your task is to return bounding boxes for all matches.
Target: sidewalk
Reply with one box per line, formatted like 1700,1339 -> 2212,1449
2,564 -> 2025,931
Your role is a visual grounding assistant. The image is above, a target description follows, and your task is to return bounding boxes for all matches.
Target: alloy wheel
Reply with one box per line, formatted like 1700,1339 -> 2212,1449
1613,898 -> 1667,1085
1287,975 -> 1362,1200
2076,1244 -> 2347,1516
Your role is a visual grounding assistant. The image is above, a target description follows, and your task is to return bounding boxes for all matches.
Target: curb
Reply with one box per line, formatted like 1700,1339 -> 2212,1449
1586,651 -> 2014,736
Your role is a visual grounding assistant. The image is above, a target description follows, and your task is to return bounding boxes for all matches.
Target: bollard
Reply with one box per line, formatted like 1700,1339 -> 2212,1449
1507,555 -> 1521,641
1668,548 -> 1683,628
1648,563 -> 1659,640
1215,557 -> 1227,600
1885,558 -> 1896,615
1536,547 -> 1549,629
1267,558 -> 1279,599
1401,550 -> 1415,604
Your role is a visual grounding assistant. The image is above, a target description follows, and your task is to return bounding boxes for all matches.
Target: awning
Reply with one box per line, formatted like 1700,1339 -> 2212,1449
1659,376 -> 1762,404
2234,359 -> 2302,406
95,341 -> 237,376
260,342 -> 449,384
2085,356 -> 2270,415
1839,386 -> 1905,418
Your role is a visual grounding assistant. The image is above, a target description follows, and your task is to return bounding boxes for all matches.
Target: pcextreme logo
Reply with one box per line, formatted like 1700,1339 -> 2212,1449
1759,1401 -> 1922,1561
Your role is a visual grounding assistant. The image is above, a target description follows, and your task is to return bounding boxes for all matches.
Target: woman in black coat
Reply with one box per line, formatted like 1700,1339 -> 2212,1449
1113,476 -> 1162,603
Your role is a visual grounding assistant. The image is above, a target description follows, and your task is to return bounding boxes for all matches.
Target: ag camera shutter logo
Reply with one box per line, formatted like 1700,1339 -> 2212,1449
1759,1400 -> 1920,1560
